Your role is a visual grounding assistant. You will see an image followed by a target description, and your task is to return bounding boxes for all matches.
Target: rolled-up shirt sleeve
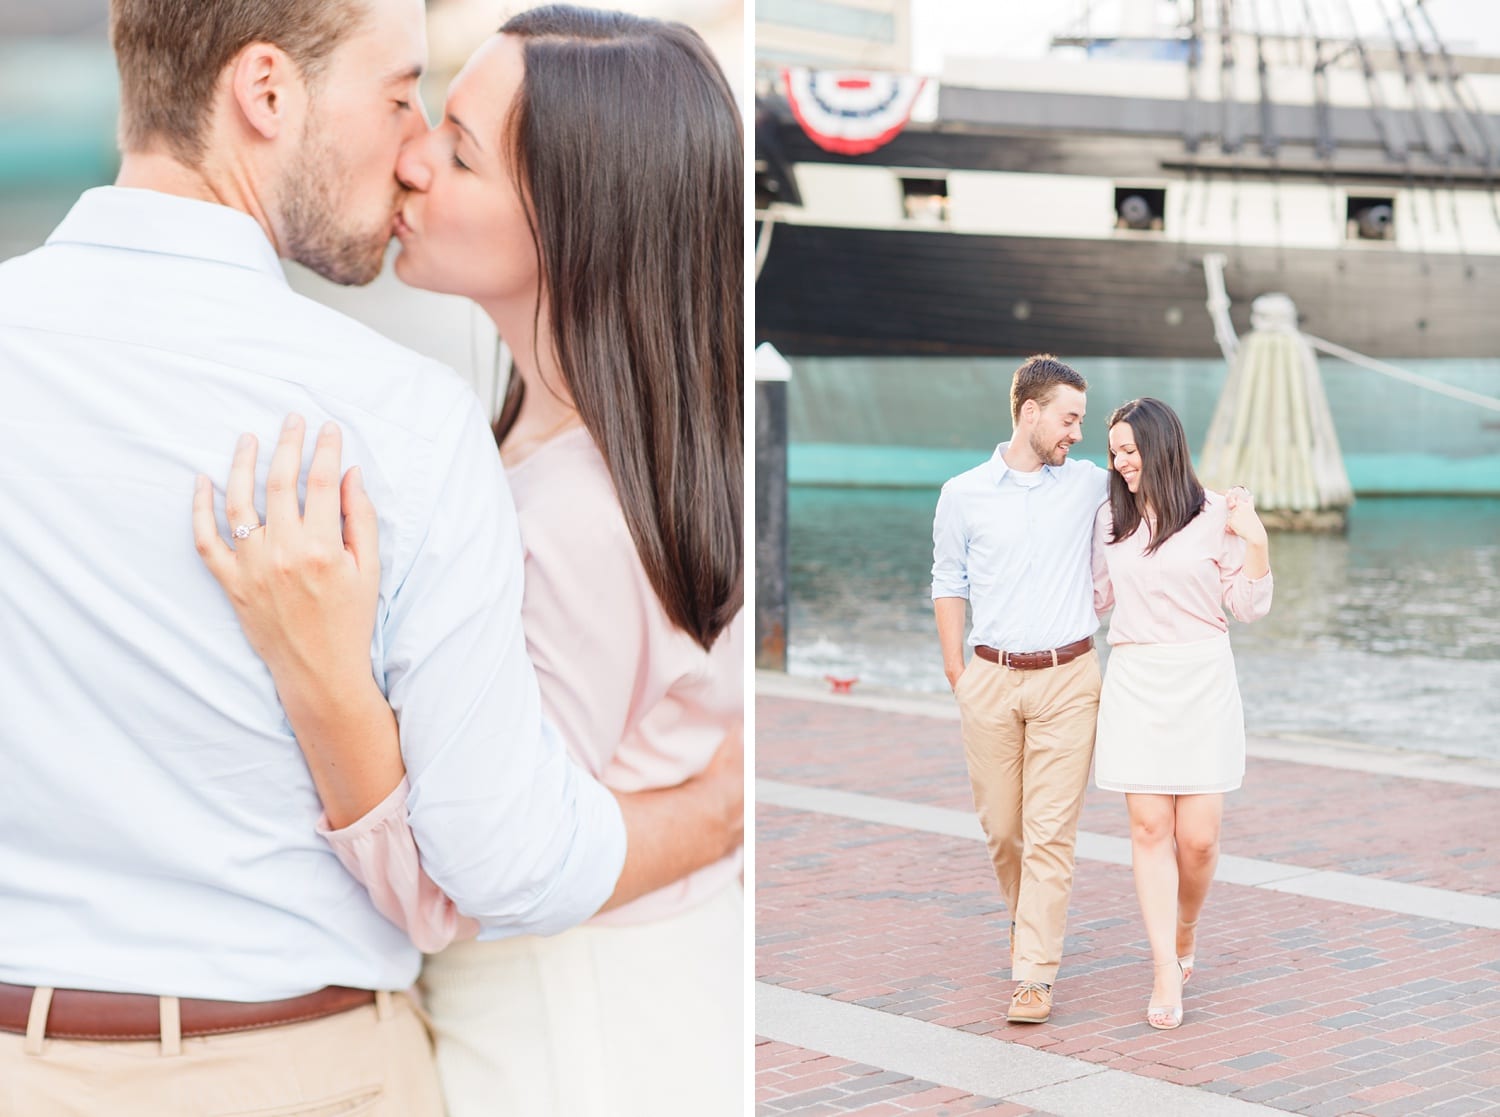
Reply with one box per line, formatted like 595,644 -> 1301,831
380,395 -> 627,939
931,483 -> 969,600
318,780 -> 475,954
1216,528 -> 1274,623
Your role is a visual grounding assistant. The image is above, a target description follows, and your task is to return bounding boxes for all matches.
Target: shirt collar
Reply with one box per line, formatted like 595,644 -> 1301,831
988,441 -> 1055,486
46,186 -> 287,283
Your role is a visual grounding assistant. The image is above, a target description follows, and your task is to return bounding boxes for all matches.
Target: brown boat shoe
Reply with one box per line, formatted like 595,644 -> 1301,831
1006,981 -> 1053,1024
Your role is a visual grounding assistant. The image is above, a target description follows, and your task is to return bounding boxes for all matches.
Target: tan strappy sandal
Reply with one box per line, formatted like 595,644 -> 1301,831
1147,960 -> 1184,1030
1177,918 -> 1199,986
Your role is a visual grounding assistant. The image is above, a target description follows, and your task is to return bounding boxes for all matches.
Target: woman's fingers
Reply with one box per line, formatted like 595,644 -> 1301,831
265,414 -> 307,527
191,474 -> 235,586
224,432 -> 262,542
303,422 -> 344,540
340,466 -> 381,579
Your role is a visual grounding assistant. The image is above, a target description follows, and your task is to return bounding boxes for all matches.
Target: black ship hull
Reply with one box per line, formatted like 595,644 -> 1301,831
756,222 -> 1500,359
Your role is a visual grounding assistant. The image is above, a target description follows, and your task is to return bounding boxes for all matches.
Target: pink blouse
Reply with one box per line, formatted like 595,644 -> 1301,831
1091,490 -> 1273,645
319,426 -> 743,951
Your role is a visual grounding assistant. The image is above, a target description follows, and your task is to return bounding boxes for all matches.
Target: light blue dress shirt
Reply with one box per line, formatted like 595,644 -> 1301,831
932,442 -> 1110,653
0,188 -> 626,1000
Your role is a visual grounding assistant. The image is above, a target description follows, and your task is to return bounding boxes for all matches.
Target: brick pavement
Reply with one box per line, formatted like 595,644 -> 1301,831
756,693 -> 1500,1116
758,698 -> 1500,898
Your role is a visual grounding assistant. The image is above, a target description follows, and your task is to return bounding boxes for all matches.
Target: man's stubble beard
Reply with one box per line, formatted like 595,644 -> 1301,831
1030,429 -> 1069,467
279,115 -> 394,287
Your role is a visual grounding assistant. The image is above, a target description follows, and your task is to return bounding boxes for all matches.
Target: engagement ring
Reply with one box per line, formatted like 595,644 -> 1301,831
232,523 -> 264,540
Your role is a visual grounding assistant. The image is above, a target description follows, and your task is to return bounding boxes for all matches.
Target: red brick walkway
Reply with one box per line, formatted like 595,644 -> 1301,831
756,693 -> 1500,1116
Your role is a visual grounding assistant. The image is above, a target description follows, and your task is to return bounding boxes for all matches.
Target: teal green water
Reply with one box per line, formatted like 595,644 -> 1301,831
788,487 -> 1500,760
786,356 -> 1500,495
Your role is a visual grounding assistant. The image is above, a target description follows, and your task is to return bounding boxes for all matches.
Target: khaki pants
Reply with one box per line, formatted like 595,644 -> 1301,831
0,989 -> 443,1117
955,649 -> 1101,985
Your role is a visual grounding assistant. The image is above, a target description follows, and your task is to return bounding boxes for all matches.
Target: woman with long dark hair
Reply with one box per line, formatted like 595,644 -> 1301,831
1092,397 -> 1272,1031
194,6 -> 742,1113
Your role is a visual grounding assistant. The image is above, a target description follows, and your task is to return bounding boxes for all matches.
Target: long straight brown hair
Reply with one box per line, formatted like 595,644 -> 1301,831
492,5 -> 743,649
1105,397 -> 1206,555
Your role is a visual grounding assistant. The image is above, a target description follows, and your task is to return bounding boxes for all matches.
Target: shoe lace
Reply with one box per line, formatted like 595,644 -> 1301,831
1014,981 -> 1049,1001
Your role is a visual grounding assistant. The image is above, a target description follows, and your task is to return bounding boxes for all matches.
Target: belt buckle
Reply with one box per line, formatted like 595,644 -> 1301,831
1002,651 -> 1017,670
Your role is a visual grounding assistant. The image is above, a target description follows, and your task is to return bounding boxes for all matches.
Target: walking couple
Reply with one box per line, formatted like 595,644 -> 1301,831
933,355 -> 1273,1030
2,1 -> 742,1114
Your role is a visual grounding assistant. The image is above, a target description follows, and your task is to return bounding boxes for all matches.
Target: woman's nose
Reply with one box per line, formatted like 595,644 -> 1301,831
395,133 -> 435,193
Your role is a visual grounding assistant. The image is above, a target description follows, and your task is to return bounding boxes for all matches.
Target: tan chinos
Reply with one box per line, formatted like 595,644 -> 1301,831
955,648 -> 1101,985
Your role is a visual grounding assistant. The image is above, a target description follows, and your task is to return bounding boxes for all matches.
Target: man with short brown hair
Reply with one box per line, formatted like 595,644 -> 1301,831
932,354 -> 1108,1024
110,0 -> 416,287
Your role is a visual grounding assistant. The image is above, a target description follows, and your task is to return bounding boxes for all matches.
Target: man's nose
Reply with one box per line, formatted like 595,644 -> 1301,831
395,137 -> 433,193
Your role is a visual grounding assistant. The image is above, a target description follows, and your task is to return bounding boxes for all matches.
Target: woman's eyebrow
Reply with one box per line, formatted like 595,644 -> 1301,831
447,112 -> 483,152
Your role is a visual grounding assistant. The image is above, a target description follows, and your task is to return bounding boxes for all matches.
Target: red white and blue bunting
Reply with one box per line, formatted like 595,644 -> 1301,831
783,67 -> 927,157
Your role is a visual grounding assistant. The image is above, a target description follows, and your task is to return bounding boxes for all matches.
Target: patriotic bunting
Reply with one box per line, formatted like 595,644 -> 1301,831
783,67 -> 926,156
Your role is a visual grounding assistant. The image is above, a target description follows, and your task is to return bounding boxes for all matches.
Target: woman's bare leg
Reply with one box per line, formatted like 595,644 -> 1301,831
1126,792 -> 1182,1018
1173,793 -> 1223,968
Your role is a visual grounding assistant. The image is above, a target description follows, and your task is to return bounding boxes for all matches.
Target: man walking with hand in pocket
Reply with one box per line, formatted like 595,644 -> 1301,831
932,355 -> 1108,1025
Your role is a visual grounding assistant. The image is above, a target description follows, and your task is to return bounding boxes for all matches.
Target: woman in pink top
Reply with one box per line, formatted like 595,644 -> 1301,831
1092,397 -> 1272,1031
192,8 -> 743,1115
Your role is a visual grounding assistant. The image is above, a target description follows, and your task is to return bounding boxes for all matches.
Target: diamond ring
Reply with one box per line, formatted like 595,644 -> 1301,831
232,523 -> 264,540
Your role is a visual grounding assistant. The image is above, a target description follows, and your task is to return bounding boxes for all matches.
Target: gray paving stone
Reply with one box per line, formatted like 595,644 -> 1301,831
1223,1052 -> 1287,1071
1233,1081 -> 1304,1103
1252,999 -> 1315,1015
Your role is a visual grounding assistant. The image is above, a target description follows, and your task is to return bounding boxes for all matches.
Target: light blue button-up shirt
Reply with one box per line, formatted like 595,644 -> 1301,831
932,442 -> 1109,653
0,188 -> 626,1000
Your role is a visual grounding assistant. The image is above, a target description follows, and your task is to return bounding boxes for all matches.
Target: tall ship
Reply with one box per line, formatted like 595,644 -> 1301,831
758,0 -> 1500,359
754,0 -> 1500,494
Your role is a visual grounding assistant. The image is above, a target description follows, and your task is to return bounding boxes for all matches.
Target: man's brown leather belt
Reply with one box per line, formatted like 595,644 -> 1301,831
0,981 -> 375,1042
974,635 -> 1094,671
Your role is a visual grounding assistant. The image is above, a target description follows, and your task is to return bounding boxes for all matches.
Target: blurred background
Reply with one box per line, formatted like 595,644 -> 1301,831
754,0 -> 1500,759
0,0 -> 742,408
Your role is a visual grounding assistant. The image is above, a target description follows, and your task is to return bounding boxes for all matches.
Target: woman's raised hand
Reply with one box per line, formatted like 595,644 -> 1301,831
192,414 -> 382,693
1224,486 -> 1268,546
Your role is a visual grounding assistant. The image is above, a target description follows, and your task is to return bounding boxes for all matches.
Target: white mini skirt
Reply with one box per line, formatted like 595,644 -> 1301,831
1094,633 -> 1245,795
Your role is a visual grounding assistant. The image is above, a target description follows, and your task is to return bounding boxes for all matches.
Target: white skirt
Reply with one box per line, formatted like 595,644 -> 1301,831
1094,633 -> 1245,794
418,881 -> 743,1117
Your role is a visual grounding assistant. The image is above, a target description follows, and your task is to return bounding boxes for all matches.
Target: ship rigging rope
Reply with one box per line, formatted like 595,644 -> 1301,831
1301,336 -> 1500,412
1202,254 -> 1500,412
1376,0 -> 1447,162
1298,0 -> 1334,159
1335,0 -> 1404,160
1414,0 -> 1496,165
754,211 -> 776,281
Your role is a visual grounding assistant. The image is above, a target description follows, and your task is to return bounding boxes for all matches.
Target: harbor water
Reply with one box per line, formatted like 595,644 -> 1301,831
787,485 -> 1500,762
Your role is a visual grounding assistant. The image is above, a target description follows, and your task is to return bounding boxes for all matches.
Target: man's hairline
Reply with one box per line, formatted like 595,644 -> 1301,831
1014,383 -> 1089,424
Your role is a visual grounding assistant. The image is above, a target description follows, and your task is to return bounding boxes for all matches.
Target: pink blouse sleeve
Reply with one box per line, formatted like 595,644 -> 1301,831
1217,526 -> 1273,623
317,779 -> 479,953
1092,503 -> 1116,616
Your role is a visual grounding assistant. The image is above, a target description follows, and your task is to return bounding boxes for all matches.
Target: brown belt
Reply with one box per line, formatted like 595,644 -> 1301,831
0,981 -> 375,1042
974,635 -> 1094,671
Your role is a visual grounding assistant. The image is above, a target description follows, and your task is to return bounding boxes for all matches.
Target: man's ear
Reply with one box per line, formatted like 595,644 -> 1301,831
227,42 -> 304,141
